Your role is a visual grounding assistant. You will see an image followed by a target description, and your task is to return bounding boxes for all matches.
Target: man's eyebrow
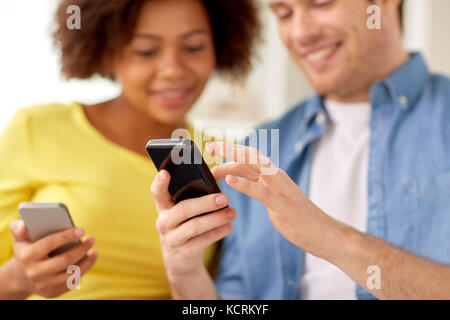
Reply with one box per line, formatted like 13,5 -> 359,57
270,0 -> 305,9
269,1 -> 287,10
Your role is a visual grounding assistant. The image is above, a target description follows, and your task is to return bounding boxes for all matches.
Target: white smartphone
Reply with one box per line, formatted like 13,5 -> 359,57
18,202 -> 81,257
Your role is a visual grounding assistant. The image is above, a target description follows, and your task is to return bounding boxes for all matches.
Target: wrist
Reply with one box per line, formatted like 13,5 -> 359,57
294,208 -> 347,260
167,263 -> 206,284
2,258 -> 31,299
322,220 -> 365,266
167,265 -> 217,300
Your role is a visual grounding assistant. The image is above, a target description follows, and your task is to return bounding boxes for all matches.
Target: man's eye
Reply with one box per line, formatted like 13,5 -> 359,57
278,12 -> 292,20
274,7 -> 293,20
314,0 -> 333,7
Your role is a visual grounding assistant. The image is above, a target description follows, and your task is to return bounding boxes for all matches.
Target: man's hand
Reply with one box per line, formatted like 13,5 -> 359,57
207,141 -> 339,259
207,141 -> 450,300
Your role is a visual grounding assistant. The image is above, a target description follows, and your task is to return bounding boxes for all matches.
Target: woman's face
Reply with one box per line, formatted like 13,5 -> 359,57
112,0 -> 216,126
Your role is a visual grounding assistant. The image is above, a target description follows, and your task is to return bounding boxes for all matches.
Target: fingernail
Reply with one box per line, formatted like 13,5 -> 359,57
88,236 -> 95,245
10,220 -> 18,231
216,195 -> 228,206
227,175 -> 238,183
75,228 -> 85,238
89,249 -> 98,258
159,171 -> 167,181
226,209 -> 236,218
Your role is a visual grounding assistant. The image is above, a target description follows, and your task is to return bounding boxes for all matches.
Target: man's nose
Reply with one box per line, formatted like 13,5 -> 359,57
290,10 -> 322,46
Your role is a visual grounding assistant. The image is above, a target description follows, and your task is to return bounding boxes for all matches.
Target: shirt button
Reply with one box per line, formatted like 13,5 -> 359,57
294,141 -> 304,153
315,113 -> 325,125
399,96 -> 408,108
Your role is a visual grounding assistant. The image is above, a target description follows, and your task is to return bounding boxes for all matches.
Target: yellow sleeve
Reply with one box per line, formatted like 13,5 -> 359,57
0,110 -> 35,265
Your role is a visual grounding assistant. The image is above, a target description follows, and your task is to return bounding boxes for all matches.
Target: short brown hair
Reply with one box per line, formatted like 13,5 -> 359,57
53,0 -> 261,80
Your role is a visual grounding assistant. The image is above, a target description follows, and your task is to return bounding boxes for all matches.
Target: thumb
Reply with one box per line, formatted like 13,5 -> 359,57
151,170 -> 174,211
9,220 -> 31,242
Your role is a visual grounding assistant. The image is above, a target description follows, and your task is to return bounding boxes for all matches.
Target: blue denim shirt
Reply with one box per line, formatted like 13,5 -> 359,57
214,53 -> 450,300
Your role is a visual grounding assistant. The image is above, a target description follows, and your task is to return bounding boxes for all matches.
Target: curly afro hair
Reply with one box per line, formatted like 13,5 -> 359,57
53,0 -> 262,80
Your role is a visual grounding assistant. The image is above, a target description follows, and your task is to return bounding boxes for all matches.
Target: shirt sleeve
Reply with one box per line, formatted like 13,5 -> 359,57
0,110 -> 35,265
214,180 -> 249,300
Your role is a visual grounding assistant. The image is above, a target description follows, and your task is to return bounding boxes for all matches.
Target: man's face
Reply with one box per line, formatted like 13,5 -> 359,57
269,0 -> 400,101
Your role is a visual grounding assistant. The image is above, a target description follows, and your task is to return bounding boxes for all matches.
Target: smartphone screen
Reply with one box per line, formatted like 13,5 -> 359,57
146,139 -> 222,203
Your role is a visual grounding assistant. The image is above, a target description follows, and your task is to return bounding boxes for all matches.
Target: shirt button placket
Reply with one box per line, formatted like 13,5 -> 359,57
294,141 -> 304,154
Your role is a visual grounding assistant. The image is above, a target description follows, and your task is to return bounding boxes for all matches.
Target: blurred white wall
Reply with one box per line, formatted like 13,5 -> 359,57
1,0 -> 450,134
429,0 -> 450,75
403,0 -> 450,75
0,0 -> 121,132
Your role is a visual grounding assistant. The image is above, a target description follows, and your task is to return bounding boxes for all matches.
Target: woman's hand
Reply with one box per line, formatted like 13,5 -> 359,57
8,219 -> 97,299
151,169 -> 236,281
207,142 -> 340,260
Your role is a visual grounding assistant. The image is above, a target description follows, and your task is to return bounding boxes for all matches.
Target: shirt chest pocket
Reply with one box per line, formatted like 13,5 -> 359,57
407,171 -> 450,199
402,171 -> 450,263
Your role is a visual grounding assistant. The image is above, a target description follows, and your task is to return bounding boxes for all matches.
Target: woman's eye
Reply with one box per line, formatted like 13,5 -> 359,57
184,45 -> 205,53
134,49 -> 157,57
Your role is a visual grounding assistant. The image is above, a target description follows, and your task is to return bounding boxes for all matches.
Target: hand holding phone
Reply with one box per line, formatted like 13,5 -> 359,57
149,139 -> 237,281
146,139 -> 222,203
18,202 -> 81,256
5,203 -> 98,299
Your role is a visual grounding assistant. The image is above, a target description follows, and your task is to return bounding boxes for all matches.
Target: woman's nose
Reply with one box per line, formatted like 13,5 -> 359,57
158,51 -> 185,80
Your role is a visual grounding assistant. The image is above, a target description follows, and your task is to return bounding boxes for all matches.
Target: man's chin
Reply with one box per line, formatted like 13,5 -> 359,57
304,69 -> 348,95
309,81 -> 341,97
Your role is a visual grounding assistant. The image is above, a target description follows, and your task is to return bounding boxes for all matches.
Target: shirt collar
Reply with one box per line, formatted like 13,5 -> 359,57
371,52 -> 431,111
285,52 -> 431,169
281,94 -> 325,170
300,52 -> 430,132
299,93 -> 325,134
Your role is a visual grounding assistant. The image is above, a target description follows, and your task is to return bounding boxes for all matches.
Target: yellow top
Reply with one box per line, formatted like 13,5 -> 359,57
0,102 -> 217,300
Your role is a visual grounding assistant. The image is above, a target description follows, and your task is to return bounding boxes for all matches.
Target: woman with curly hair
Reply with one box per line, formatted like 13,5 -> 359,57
0,0 -> 260,299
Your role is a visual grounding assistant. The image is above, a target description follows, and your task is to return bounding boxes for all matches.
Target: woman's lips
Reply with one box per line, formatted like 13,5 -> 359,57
150,87 -> 194,108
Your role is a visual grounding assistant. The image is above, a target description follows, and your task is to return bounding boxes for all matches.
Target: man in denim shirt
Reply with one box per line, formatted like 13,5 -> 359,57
152,0 -> 450,299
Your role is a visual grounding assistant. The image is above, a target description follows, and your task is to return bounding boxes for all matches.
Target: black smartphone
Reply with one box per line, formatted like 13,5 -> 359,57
146,139 -> 224,207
